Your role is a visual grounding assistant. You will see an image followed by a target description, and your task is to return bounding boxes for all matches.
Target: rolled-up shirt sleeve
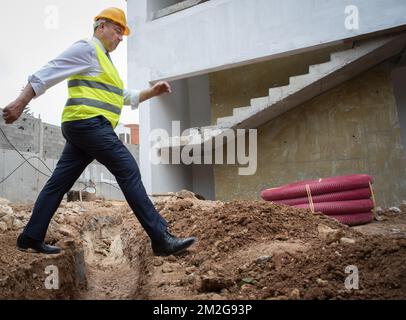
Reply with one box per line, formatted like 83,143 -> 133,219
28,40 -> 94,98
124,89 -> 140,110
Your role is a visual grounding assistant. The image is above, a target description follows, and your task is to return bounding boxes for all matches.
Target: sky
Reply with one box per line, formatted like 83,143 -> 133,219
0,0 -> 139,126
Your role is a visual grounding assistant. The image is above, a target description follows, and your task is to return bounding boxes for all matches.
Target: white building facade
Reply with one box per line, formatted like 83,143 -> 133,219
127,0 -> 406,204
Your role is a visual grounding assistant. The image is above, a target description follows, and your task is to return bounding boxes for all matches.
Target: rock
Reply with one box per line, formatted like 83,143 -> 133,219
316,278 -> 329,287
58,227 -> 75,237
1,214 -> 15,229
340,237 -> 356,245
241,284 -> 254,292
185,266 -> 197,274
375,215 -> 388,222
0,204 -> 13,218
102,239 -> 112,246
389,207 -> 401,214
175,190 -> 198,199
153,259 -> 164,267
107,235 -> 125,261
255,255 -> 273,264
289,288 -> 300,299
162,265 -> 174,273
171,199 -> 194,211
67,190 -> 96,202
12,218 -> 24,230
375,206 -> 383,214
241,277 -> 254,284
0,221 -> 8,233
317,225 -> 344,244
199,275 -> 233,293
0,198 -> 11,206
167,255 -> 177,262
179,275 -> 196,286
95,248 -> 108,256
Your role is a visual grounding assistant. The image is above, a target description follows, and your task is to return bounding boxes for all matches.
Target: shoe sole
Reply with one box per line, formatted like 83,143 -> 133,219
153,238 -> 196,257
16,246 -> 61,255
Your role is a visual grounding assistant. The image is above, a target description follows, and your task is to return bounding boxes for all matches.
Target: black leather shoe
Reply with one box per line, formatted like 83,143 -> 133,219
151,231 -> 196,256
16,233 -> 61,255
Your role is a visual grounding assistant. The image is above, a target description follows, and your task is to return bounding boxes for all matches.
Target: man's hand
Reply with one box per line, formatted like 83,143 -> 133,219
2,83 -> 35,124
151,81 -> 172,96
2,100 -> 27,124
139,81 -> 172,103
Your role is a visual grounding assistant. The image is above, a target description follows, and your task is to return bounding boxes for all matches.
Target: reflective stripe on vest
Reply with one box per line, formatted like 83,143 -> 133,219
62,39 -> 124,128
65,98 -> 121,115
68,79 -> 123,96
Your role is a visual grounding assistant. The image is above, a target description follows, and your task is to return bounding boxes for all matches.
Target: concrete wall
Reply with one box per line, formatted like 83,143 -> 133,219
392,65 -> 406,157
145,75 -> 214,199
0,115 -> 42,155
209,42 -> 352,124
0,113 -> 140,202
148,79 -> 194,194
211,60 -> 406,207
128,0 -> 406,81
188,75 -> 214,200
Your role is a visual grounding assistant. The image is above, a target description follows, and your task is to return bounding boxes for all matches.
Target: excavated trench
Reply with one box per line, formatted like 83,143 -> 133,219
0,200 -> 151,300
66,202 -> 152,299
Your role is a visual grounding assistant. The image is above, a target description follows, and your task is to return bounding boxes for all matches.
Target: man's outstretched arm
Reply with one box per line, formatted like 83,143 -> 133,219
139,81 -> 172,103
2,83 -> 35,124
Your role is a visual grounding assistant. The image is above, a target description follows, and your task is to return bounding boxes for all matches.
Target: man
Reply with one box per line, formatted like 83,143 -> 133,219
2,7 -> 196,256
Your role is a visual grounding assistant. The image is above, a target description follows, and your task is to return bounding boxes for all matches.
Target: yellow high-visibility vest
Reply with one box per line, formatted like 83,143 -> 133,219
62,40 -> 124,128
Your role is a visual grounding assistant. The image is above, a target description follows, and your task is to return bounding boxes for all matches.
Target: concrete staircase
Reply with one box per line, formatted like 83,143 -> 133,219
159,33 -> 406,150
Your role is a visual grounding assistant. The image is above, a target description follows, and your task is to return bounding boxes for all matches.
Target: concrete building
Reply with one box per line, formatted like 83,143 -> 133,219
127,0 -> 406,206
125,124 -> 140,145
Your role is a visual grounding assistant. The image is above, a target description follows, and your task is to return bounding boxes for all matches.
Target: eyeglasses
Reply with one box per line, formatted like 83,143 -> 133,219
95,19 -> 124,36
109,23 -> 124,36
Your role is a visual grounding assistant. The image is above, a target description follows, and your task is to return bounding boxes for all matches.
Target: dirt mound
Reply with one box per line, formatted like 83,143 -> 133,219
0,230 -> 82,299
139,197 -> 406,299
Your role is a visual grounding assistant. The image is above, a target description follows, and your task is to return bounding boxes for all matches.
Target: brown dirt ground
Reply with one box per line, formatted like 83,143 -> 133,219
0,194 -> 405,300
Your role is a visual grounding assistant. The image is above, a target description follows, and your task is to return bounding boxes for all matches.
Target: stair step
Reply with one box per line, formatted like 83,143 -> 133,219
216,115 -> 236,127
288,71 -> 320,87
250,96 -> 271,108
233,106 -> 252,117
308,58 -> 340,74
267,85 -> 290,104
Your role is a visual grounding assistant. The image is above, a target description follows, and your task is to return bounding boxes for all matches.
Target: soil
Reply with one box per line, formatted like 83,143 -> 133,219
0,193 -> 405,300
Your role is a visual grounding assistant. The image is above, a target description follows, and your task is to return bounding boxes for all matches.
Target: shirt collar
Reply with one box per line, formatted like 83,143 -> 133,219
92,36 -> 108,54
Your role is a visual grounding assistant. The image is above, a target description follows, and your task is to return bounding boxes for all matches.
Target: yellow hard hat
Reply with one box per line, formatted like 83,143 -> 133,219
94,7 -> 130,36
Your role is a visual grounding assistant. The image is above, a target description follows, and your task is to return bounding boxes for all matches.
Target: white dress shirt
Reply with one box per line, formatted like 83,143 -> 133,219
28,37 -> 140,110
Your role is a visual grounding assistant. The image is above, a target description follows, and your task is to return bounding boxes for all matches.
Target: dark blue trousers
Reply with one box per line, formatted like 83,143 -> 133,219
23,115 -> 168,242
